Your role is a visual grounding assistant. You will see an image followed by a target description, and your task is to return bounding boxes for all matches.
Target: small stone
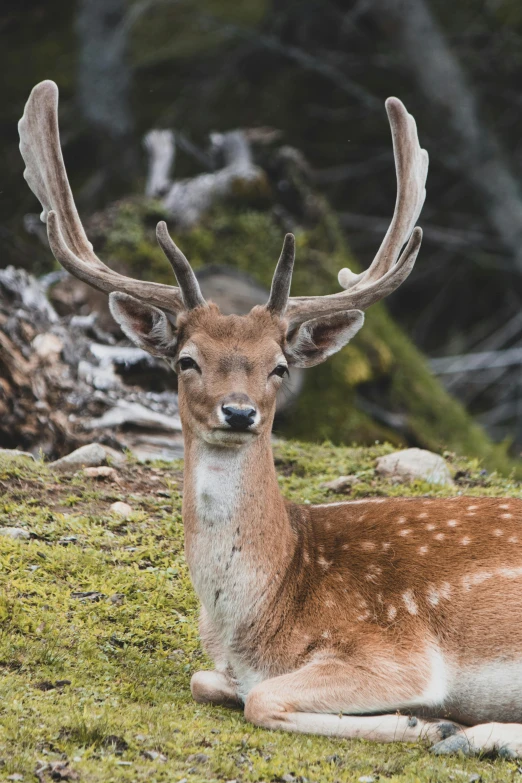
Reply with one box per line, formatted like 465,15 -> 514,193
321,475 -> 359,493
7,776 -> 24,781
110,501 -> 133,519
0,527 -> 30,540
70,591 -> 105,602
142,750 -> 167,761
358,777 -> 376,783
468,776 -> 482,783
325,754 -> 342,765
83,466 -> 120,481
34,680 -> 55,691
282,776 -> 295,782
0,448 -> 35,461
186,753 -> 209,764
58,536 -> 78,546
32,332 -> 63,361
375,448 -> 454,486
49,443 -> 108,472
109,593 -> 125,606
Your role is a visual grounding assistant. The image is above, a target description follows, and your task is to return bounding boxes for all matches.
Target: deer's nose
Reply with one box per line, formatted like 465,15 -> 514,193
221,405 -> 256,431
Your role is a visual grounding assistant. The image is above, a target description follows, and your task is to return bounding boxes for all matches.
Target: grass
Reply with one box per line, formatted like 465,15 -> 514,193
0,441 -> 521,782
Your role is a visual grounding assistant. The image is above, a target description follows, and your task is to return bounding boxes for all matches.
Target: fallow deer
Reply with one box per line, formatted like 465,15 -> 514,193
19,80 -> 522,759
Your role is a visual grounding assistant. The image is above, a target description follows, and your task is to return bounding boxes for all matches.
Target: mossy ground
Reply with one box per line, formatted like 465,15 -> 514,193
1,442 -> 521,783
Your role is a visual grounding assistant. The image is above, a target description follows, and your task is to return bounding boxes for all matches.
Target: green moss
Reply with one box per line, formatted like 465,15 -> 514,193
0,446 -> 520,781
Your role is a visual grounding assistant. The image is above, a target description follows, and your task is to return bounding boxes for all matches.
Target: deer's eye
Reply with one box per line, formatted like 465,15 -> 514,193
270,364 -> 289,378
178,356 -> 199,372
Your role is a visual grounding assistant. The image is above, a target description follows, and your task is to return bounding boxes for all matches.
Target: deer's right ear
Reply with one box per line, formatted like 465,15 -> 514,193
109,292 -> 178,358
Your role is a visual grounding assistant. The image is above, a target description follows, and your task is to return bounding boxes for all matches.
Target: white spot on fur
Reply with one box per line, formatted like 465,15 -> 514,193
427,586 -> 439,606
382,542 -> 391,551
461,536 -> 471,545
402,590 -> 418,615
501,513 -> 513,519
387,605 -> 397,621
498,566 -> 522,580
418,512 -> 428,519
493,529 -> 503,537
434,533 -> 445,541
467,505 -> 478,511
439,582 -> 452,599
508,536 -> 518,543
399,529 -> 411,536
418,545 -> 429,555
360,541 -> 376,551
499,504 -> 510,510
313,499 -> 387,508
322,630 -> 331,639
397,516 -> 407,524
426,523 -> 436,531
447,519 -> 458,527
317,556 -> 332,570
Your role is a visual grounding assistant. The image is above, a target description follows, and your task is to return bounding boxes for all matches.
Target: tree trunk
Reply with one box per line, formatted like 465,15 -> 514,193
370,0 -> 522,271
76,0 -> 137,200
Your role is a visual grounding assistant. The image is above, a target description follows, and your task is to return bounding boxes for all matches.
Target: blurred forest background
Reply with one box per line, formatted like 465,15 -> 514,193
3,0 -> 522,471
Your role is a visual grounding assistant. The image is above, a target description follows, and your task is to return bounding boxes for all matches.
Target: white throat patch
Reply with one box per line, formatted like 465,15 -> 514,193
194,444 -> 246,526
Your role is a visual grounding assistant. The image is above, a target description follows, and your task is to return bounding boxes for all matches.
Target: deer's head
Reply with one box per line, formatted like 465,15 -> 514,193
19,81 -> 428,448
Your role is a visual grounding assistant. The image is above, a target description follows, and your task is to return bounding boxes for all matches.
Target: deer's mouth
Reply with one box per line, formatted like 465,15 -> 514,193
203,427 -> 258,446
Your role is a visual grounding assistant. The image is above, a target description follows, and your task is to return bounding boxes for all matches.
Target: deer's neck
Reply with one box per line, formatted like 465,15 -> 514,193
182,433 -> 295,634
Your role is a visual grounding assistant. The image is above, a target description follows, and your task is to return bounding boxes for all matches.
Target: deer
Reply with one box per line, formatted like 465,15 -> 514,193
19,80 -> 522,760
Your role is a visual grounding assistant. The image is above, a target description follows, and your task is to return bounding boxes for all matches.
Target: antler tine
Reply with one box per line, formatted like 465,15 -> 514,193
18,80 -> 186,315
156,221 -> 206,309
284,98 -> 428,328
266,233 -> 295,316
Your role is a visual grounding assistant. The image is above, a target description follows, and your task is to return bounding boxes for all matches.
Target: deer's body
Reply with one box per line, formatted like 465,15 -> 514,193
19,79 -> 522,758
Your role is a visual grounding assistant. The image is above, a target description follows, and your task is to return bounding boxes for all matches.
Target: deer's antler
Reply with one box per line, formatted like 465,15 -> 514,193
272,98 -> 428,327
18,80 -> 203,315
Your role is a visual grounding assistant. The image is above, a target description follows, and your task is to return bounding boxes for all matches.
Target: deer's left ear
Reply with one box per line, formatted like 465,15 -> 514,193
285,310 -> 364,368
109,292 -> 178,357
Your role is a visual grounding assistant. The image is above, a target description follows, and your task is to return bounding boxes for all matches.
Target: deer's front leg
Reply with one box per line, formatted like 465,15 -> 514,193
244,656 -> 461,745
191,669 -> 242,708
191,607 -> 242,707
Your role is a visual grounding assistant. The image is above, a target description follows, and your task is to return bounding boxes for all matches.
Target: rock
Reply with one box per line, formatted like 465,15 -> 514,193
375,448 -> 454,486
320,475 -> 359,493
100,445 -> 127,465
110,501 -> 133,519
32,332 -> 63,361
70,591 -> 105,602
0,448 -> 35,461
82,466 -> 120,482
48,443 -> 108,472
0,527 -> 30,540
186,754 -> 209,764
142,750 -> 167,761
358,777 -> 376,783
